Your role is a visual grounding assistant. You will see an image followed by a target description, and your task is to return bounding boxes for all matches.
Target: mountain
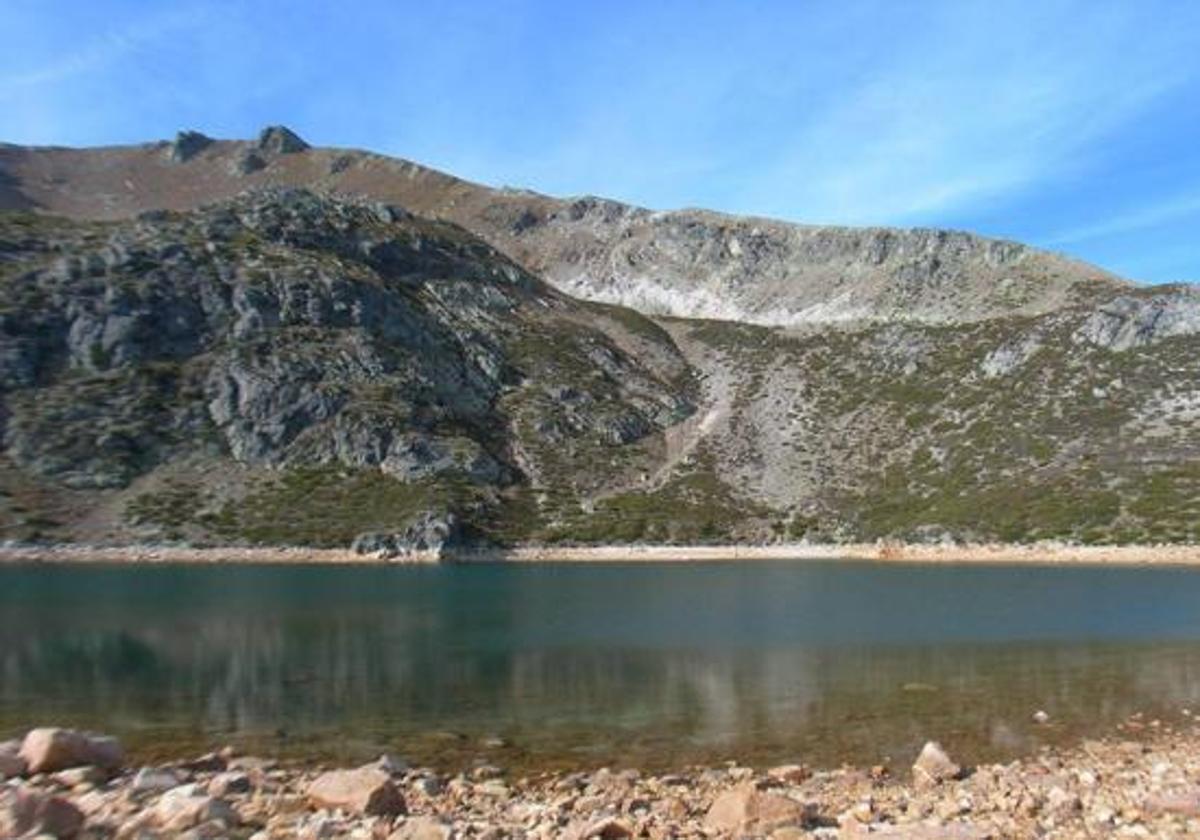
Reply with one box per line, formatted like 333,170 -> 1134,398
3,126 -> 1200,548
0,127 -> 1126,326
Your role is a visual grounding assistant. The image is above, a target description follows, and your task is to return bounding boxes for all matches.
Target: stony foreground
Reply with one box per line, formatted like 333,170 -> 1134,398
4,723 -> 1200,839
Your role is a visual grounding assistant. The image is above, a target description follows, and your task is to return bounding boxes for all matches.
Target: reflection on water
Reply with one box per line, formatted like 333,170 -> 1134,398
3,562 -> 1200,770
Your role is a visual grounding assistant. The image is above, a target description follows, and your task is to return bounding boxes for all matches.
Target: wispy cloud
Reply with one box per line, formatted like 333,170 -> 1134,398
1047,193 -> 1200,245
0,6 -> 205,99
725,3 -> 1198,226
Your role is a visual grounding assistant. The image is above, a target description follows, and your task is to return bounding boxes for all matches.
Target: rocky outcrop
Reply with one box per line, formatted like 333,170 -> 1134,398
0,189 -> 692,544
257,125 -> 310,155
166,130 -> 214,164
1074,286 -> 1200,350
352,512 -> 466,560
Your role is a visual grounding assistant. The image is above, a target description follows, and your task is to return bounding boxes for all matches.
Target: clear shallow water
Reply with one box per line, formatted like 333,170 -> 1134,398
3,560 -> 1200,772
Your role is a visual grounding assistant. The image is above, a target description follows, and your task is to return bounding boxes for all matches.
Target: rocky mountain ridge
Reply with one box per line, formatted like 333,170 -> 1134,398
3,127 -> 1200,547
0,127 -> 1128,327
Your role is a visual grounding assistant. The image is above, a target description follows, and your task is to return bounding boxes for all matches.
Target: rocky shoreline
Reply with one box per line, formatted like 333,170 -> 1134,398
5,541 -> 1200,566
4,722 -> 1200,838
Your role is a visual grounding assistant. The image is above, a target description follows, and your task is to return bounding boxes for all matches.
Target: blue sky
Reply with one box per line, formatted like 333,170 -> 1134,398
2,1 -> 1199,283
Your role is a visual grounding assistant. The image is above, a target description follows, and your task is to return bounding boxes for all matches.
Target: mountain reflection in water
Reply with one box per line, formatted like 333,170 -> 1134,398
3,561 -> 1200,770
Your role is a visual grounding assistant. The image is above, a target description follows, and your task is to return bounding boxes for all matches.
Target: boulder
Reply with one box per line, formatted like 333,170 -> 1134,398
0,784 -> 85,838
912,741 -> 962,789
208,770 -> 253,796
52,765 -> 109,787
0,739 -> 27,778
132,766 -> 185,793
307,767 -> 406,816
389,815 -> 453,840
19,727 -> 124,774
152,785 -> 238,832
705,784 -> 810,833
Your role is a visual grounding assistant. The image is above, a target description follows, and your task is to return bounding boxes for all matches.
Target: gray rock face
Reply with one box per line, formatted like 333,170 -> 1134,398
257,125 -> 310,155
1074,286 -> 1200,350
0,189 -> 691,542
540,212 -> 1103,326
352,512 -> 465,560
167,130 -> 214,163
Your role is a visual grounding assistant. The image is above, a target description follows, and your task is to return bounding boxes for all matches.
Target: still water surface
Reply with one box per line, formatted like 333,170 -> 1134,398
3,561 -> 1200,771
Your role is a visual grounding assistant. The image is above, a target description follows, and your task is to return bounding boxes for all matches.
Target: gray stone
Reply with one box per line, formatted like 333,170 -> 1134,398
912,741 -> 962,789
208,770 -> 252,796
389,816 -> 453,840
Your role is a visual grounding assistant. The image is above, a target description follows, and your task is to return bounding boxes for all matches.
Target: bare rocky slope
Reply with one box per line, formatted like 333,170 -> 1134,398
3,126 -> 1200,548
0,127 -> 1127,326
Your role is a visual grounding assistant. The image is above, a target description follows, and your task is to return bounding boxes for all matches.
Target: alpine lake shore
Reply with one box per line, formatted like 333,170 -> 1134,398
7,547 -> 1200,836
7,541 -> 1200,566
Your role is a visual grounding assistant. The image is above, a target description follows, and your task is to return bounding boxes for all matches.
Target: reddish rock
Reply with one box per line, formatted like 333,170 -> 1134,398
1145,790 -> 1200,817
307,767 -> 407,816
0,784 -> 85,838
705,783 -> 811,833
19,728 -> 124,774
0,740 -> 27,779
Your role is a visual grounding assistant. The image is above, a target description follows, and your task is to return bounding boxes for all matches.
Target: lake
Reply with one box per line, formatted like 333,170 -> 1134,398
3,560 -> 1200,772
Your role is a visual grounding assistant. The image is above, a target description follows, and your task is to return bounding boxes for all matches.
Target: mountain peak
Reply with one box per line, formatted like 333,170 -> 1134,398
256,125 -> 310,155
